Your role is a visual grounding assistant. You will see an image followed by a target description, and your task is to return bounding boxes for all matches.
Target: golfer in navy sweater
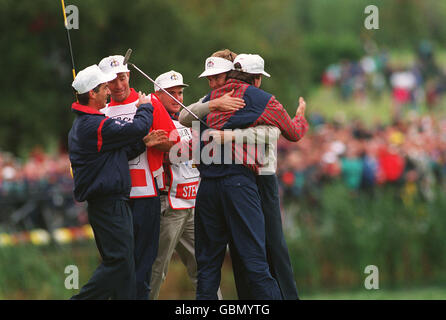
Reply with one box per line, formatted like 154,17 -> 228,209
195,54 -> 308,300
68,65 -> 154,299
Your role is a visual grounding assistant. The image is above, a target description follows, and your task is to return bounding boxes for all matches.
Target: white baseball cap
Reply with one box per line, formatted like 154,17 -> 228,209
98,55 -> 130,75
154,70 -> 189,92
72,65 -> 117,94
233,54 -> 271,77
198,57 -> 234,78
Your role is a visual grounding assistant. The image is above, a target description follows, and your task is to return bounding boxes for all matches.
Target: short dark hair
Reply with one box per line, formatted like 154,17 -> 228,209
76,84 -> 101,105
227,62 -> 261,85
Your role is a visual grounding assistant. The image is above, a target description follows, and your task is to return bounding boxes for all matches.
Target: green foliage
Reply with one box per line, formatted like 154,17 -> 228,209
0,241 -> 98,299
302,286 -> 446,300
285,181 -> 446,293
303,34 -> 363,83
3,181 -> 446,298
3,0 -> 446,154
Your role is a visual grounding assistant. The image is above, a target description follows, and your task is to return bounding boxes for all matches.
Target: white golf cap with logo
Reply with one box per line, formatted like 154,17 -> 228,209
72,64 -> 117,94
98,55 -> 130,74
154,70 -> 189,92
198,57 -> 234,78
233,53 -> 271,77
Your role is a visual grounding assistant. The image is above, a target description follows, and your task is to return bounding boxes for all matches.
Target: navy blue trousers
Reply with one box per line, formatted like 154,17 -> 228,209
129,196 -> 161,300
230,174 -> 299,299
71,198 -> 136,300
195,173 -> 282,300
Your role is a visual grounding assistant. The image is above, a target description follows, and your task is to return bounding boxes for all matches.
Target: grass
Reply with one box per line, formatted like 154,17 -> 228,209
159,256 -> 446,300
307,87 -> 394,126
0,240 -> 239,300
1,236 -> 446,300
307,86 -> 446,127
306,48 -> 446,127
388,49 -> 446,68
157,252 -> 239,300
0,241 -> 99,300
301,286 -> 446,300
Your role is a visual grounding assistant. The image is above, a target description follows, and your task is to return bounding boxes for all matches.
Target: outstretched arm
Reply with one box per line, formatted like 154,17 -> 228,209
257,96 -> 308,142
179,90 -> 245,127
143,129 -> 175,152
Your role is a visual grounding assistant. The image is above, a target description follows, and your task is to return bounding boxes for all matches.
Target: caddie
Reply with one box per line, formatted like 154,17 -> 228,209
148,70 -> 202,299
98,55 -> 178,300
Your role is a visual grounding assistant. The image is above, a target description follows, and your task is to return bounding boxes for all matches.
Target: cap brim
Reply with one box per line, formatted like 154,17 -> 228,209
262,71 -> 271,77
111,66 -> 130,74
198,68 -> 231,78
155,83 -> 189,91
102,72 -> 117,83
73,72 -> 116,94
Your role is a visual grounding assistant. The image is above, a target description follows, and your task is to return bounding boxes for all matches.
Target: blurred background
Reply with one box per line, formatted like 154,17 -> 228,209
1,0 -> 446,299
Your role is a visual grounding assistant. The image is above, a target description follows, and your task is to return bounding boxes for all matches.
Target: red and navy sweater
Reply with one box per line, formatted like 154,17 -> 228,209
199,79 -> 308,178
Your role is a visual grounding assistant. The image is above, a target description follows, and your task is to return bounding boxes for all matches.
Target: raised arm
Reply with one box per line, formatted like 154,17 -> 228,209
257,96 -> 308,142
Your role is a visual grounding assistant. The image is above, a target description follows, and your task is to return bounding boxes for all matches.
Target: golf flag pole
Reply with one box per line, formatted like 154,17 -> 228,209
61,0 -> 76,80
61,0 -> 76,178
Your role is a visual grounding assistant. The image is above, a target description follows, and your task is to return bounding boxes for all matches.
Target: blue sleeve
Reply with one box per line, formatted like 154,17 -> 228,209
124,140 -> 146,160
99,103 -> 154,152
202,93 -> 211,103
222,86 -> 272,129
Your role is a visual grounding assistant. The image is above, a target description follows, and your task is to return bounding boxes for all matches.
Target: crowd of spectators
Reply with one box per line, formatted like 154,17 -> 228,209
321,41 -> 446,120
2,111 -> 445,232
277,114 -> 446,207
0,147 -> 86,232
3,41 -> 446,232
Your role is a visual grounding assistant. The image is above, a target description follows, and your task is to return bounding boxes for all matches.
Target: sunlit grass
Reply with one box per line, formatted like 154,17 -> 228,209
305,49 -> 446,127
307,87 -> 393,126
2,239 -> 446,300
307,87 -> 446,127
302,286 -> 446,300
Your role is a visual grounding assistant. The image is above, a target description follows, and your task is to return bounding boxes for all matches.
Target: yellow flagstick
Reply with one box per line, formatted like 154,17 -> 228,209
60,0 -> 76,79
61,0 -> 76,178
61,0 -> 68,27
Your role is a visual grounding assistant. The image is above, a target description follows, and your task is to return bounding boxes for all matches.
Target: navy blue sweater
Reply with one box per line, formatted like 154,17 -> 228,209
199,81 -> 272,179
68,102 -> 153,202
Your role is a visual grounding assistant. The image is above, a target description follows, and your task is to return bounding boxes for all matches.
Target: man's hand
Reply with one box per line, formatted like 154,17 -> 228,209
136,91 -> 151,108
209,89 -> 245,112
143,130 -> 168,148
296,96 -> 306,117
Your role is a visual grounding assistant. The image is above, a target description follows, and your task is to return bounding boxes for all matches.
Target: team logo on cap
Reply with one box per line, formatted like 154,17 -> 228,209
170,73 -> 179,80
110,59 -> 120,67
207,60 -> 214,68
